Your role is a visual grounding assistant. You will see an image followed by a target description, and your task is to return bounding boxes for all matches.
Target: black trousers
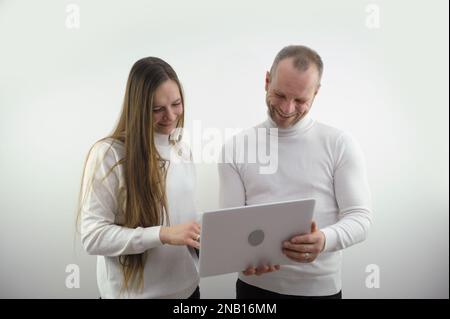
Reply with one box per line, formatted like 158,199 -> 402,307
236,279 -> 342,299
188,286 -> 200,299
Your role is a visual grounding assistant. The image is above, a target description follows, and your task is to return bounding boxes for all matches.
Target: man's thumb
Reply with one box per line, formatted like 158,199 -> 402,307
311,221 -> 317,233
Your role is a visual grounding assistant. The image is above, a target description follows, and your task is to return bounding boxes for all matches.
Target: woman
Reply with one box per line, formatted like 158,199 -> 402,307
78,57 -> 201,298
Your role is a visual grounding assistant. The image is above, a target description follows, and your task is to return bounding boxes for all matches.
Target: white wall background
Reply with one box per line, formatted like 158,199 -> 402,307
0,0 -> 448,298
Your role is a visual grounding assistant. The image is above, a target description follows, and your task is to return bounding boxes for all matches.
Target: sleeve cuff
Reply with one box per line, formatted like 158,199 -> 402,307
321,227 -> 339,253
141,226 -> 164,250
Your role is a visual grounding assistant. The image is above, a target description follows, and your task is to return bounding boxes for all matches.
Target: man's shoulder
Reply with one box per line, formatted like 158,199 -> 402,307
312,121 -> 361,152
313,121 -> 345,137
222,121 -> 265,147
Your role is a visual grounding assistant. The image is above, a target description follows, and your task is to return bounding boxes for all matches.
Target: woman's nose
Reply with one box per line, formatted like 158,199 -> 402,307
163,108 -> 176,121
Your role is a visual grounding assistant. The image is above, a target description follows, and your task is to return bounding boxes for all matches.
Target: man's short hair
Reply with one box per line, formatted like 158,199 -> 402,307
270,45 -> 323,84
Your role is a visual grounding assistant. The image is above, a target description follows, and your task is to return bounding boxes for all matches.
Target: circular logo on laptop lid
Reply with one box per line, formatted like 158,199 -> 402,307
248,229 -> 265,246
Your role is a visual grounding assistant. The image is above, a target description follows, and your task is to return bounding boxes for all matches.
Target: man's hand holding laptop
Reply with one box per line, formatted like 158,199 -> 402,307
242,221 -> 325,276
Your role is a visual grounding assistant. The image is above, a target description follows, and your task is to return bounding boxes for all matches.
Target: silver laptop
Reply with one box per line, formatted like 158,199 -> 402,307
198,198 -> 315,277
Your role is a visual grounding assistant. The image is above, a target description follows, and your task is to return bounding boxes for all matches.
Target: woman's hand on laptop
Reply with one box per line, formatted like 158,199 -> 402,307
242,264 -> 281,276
159,221 -> 201,249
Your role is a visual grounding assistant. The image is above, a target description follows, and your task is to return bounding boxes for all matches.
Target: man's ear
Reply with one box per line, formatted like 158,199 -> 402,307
265,71 -> 270,92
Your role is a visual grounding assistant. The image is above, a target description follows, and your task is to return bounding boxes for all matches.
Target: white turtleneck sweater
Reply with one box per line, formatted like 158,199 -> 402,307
218,113 -> 372,296
80,133 -> 199,298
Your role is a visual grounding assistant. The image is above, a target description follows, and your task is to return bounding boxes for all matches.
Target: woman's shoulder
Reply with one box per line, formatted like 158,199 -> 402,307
88,137 -> 124,167
96,137 -> 124,151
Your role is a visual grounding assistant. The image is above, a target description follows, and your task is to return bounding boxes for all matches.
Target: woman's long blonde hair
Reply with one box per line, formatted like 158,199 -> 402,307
78,57 -> 185,293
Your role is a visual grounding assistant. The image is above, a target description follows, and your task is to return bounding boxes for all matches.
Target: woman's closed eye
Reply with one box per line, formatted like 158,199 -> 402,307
172,98 -> 182,106
153,107 -> 165,113
153,100 -> 181,113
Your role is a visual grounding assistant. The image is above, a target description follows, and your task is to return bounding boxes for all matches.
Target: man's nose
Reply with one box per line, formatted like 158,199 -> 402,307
279,99 -> 296,114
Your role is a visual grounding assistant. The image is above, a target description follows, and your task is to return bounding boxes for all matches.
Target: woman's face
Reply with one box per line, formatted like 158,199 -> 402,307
152,79 -> 183,135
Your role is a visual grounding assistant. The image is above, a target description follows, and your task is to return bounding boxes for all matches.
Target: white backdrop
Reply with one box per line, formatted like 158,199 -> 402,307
0,0 -> 448,298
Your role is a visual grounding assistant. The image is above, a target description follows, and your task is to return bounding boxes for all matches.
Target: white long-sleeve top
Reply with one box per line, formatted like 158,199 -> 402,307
218,113 -> 372,296
80,133 -> 199,298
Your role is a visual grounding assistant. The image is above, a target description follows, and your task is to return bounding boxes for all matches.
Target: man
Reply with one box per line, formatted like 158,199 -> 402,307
218,45 -> 372,299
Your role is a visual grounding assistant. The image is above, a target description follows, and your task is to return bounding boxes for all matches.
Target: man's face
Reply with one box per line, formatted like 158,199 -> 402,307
265,58 -> 320,128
